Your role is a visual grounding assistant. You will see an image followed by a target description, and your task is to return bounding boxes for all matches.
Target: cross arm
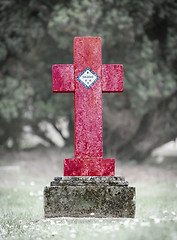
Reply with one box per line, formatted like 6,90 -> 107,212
52,64 -> 75,93
102,64 -> 123,92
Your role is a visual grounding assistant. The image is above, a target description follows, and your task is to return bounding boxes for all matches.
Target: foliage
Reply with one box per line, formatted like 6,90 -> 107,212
0,0 -> 176,159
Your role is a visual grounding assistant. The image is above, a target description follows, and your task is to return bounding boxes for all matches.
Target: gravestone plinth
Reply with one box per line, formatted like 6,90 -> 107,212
44,177 -> 135,218
43,37 -> 136,218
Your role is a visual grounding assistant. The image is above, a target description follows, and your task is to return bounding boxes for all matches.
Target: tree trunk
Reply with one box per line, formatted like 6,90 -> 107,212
103,90 -> 177,161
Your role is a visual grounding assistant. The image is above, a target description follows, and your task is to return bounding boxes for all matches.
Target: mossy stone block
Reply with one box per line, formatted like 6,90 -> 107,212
44,176 -> 136,218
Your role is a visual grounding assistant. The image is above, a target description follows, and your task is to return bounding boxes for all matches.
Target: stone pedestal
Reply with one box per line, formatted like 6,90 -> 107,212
44,177 -> 136,218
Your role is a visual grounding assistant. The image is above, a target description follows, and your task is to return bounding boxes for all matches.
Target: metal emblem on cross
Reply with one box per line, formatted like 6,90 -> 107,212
76,67 -> 100,89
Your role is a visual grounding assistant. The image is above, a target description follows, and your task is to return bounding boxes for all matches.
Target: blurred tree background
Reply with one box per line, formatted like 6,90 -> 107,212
0,0 -> 176,161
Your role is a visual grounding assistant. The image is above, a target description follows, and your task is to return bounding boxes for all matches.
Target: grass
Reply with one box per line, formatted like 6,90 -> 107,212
0,179 -> 177,240
0,147 -> 177,239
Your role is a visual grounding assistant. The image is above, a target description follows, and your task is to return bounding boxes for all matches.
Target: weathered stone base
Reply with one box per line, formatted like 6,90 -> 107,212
44,177 -> 136,218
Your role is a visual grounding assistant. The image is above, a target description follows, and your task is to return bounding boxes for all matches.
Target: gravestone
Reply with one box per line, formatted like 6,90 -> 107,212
44,37 -> 136,218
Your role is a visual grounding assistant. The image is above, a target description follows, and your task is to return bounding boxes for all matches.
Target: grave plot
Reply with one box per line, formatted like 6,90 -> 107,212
44,37 -> 135,218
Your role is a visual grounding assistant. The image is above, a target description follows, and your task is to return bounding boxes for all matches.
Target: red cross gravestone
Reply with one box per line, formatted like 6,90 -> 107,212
53,37 -> 123,176
44,37 -> 135,218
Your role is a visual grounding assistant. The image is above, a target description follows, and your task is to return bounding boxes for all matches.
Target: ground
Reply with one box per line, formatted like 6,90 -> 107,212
0,147 -> 177,239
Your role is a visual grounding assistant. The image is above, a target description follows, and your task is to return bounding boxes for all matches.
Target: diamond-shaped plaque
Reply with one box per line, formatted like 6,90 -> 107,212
76,67 -> 100,89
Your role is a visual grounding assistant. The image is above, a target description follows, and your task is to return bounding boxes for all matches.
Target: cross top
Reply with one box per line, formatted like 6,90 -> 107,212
53,37 -> 123,176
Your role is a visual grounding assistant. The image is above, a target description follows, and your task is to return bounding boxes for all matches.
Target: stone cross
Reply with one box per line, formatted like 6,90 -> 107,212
53,37 -> 123,176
